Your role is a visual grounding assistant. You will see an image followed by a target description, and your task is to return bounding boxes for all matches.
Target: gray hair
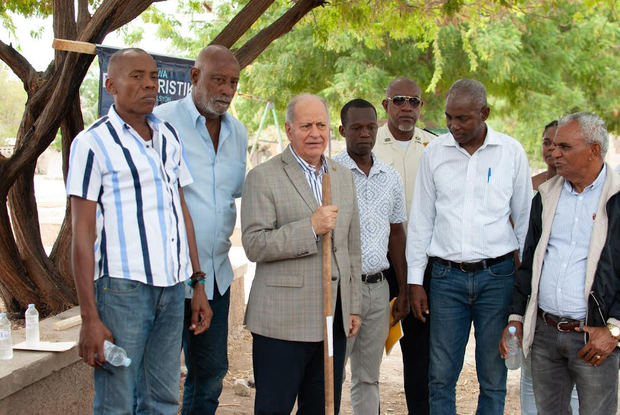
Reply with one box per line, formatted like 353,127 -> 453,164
446,79 -> 487,108
558,112 -> 608,157
285,94 -> 330,124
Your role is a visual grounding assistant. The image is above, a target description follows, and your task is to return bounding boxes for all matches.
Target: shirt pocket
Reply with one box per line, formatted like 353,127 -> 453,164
216,158 -> 245,197
484,175 -> 513,213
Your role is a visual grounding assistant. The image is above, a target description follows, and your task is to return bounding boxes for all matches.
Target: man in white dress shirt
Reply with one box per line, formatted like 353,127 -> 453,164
407,79 -> 532,414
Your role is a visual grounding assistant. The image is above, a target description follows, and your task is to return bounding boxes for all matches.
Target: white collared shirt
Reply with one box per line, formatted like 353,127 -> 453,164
406,125 -> 532,284
66,106 -> 194,287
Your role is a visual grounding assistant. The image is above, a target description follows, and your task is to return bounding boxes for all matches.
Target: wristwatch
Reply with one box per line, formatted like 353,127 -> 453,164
607,323 -> 620,339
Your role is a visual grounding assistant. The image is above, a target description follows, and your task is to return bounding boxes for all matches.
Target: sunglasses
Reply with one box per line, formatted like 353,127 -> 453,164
388,95 -> 422,108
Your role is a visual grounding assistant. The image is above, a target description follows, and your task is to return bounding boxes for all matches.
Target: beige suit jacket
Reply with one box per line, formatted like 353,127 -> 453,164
241,146 -> 362,342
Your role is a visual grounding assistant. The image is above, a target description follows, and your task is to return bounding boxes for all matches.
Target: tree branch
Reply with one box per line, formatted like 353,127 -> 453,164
210,0 -> 275,48
235,0 -> 327,69
77,0 -> 91,33
53,0 -> 77,69
78,0 -> 151,44
0,39 -> 36,90
53,0 -> 77,41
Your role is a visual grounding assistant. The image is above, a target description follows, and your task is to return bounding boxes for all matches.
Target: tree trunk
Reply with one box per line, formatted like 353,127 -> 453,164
0,201 -> 40,312
49,205 -> 73,288
50,96 -> 85,288
8,165 -> 75,313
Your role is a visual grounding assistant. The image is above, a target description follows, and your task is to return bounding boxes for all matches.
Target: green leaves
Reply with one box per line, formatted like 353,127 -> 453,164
3,0 -> 615,161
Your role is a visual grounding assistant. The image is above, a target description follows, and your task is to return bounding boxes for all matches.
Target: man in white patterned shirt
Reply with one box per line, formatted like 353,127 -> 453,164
68,49 -> 210,414
335,99 -> 407,414
407,79 -> 532,414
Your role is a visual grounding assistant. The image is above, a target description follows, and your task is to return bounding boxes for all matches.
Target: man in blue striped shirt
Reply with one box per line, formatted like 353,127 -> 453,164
67,48 -> 211,414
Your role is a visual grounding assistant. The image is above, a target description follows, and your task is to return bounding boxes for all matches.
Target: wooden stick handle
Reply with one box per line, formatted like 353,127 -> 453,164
322,172 -> 334,414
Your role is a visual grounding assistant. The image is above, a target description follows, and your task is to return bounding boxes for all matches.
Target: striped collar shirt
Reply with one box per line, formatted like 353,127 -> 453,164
289,145 -> 328,205
66,105 -> 194,287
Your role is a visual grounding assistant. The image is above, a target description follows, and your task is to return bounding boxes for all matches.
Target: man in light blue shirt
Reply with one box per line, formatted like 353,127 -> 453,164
154,45 -> 248,415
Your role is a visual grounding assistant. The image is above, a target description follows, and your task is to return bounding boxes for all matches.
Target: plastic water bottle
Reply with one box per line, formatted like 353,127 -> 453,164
0,313 -> 13,360
104,340 -> 131,367
25,304 -> 40,346
505,325 -> 522,370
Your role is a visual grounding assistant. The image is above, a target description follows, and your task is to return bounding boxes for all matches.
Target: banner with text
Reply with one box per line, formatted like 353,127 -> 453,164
97,46 -> 194,116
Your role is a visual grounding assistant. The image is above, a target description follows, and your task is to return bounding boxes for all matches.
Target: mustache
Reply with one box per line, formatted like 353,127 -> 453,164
215,96 -> 231,105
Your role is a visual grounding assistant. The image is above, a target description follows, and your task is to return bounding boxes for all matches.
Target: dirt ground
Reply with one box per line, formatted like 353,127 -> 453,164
215,327 -> 521,414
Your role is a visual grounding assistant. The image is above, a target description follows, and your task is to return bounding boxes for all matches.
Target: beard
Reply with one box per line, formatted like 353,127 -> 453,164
397,123 -> 415,132
195,92 -> 230,116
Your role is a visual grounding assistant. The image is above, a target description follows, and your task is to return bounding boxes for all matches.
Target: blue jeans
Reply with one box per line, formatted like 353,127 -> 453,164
181,286 -> 230,415
93,276 -> 185,415
428,257 -> 515,415
531,313 -> 619,415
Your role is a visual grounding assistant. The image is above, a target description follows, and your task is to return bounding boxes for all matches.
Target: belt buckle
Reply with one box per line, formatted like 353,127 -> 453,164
556,319 -> 570,332
459,262 -> 472,273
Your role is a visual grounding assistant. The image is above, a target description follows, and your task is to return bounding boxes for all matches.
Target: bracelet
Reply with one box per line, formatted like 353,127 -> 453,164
188,271 -> 206,288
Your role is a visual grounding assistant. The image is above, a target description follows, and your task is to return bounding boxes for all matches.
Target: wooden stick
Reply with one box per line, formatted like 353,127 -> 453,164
53,315 -> 82,331
322,173 -> 335,415
52,38 -> 97,55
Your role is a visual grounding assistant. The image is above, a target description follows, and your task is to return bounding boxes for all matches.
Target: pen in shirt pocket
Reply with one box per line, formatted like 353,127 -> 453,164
487,167 -> 491,183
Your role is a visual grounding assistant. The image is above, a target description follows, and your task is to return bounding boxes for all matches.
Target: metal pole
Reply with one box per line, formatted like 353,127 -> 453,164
271,104 -> 283,153
249,101 -> 271,159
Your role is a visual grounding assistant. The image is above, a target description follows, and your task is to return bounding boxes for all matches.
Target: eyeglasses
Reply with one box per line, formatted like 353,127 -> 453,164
388,96 -> 422,108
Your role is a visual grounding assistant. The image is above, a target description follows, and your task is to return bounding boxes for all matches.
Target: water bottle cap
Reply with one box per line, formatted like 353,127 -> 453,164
0,313 -> 5,318
123,357 -> 132,367
28,304 -> 34,308
508,326 -> 516,334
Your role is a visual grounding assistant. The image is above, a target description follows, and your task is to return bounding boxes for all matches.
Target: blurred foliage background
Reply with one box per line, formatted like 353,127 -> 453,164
1,0 -> 618,167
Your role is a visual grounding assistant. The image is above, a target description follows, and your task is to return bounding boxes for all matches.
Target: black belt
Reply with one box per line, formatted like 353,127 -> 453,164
538,308 -> 584,332
361,271 -> 384,283
432,252 -> 513,273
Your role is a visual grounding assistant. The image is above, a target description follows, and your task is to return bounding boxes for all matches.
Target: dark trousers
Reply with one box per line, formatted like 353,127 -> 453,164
182,281 -> 230,415
385,255 -> 431,415
252,290 -> 347,415
532,313 -> 619,415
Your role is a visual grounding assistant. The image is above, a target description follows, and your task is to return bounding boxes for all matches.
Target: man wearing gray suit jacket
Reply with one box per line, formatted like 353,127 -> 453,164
241,94 -> 362,414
